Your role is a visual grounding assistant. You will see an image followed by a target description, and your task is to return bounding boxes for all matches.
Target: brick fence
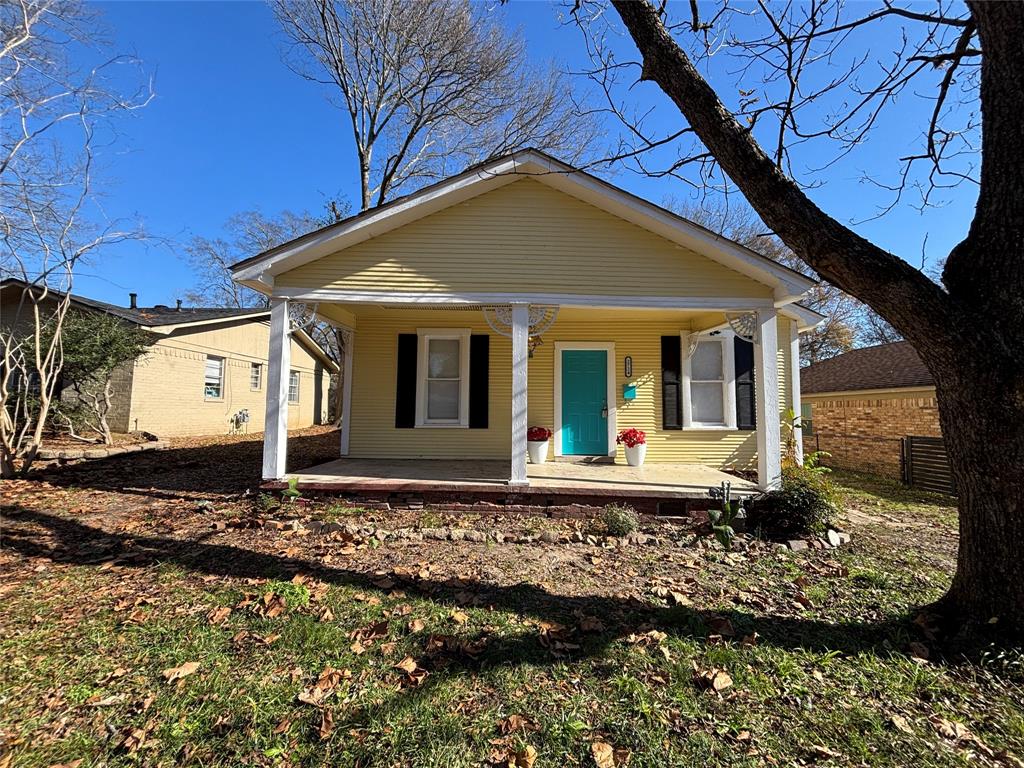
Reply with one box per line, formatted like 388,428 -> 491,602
803,388 -> 940,477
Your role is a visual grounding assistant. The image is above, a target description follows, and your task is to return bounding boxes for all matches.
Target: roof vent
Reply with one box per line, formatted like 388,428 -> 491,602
129,292 -> 137,309
176,299 -> 182,311
154,304 -> 169,310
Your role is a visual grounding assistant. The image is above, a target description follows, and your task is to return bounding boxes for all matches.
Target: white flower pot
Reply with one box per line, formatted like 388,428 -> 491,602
624,443 -> 647,467
527,440 -> 549,464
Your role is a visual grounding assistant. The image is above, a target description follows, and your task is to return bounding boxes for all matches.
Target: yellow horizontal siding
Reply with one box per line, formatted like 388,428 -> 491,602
276,179 -> 772,300
348,308 -> 791,471
349,309 -> 511,459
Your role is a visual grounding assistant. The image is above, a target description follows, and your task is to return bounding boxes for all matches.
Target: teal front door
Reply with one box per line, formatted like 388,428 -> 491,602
561,350 -> 608,455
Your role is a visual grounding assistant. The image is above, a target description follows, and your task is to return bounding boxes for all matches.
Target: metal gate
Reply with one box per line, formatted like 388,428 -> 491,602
901,436 -> 955,496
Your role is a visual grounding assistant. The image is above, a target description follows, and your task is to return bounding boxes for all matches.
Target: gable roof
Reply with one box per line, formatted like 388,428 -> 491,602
231,148 -> 816,304
1,277 -> 268,328
1,278 -> 339,373
802,341 -> 933,394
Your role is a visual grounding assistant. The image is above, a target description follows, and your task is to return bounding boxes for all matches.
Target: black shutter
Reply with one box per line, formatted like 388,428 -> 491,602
469,334 -> 489,428
734,336 -> 756,431
661,335 -> 682,430
395,333 -> 417,428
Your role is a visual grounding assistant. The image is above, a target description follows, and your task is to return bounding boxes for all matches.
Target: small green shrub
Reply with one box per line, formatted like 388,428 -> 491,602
254,492 -> 279,514
748,453 -> 839,539
601,504 -> 639,537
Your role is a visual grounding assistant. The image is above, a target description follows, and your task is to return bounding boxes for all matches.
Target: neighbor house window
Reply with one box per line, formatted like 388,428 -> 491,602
288,370 -> 300,403
204,356 -> 224,399
416,329 -> 470,426
683,334 -> 736,428
800,402 -> 814,436
250,362 -> 263,390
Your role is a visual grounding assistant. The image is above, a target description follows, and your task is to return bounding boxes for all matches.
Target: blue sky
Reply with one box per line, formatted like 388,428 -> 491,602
72,1 -> 976,307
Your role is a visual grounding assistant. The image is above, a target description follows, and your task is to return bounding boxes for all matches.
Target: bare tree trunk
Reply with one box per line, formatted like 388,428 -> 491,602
609,0 -> 1024,636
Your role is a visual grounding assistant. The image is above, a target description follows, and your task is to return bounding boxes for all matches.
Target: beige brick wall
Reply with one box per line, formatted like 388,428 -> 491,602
126,318 -> 332,437
803,387 -> 940,477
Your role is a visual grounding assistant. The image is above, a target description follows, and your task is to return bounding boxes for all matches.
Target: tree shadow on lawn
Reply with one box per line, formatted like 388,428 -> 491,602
30,430 -> 340,500
3,506 -> 932,669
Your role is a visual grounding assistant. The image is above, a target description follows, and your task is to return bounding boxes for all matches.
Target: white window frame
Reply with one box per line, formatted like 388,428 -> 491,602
250,362 -> 263,391
288,370 -> 300,403
204,355 -> 224,400
415,328 -> 471,428
682,331 -> 737,430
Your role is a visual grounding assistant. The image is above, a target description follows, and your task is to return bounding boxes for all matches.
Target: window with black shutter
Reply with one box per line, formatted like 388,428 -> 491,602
661,335 -> 682,429
734,336 -> 756,430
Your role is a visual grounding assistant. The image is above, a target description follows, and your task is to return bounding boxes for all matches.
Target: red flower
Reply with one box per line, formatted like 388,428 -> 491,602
527,426 -> 552,442
616,428 -> 646,448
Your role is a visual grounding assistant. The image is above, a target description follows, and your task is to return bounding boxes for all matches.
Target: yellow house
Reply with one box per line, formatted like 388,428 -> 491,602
232,150 -> 822,493
0,278 -> 337,437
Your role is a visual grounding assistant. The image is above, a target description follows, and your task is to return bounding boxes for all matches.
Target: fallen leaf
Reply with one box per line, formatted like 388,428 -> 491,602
451,609 -> 469,624
499,714 -> 538,735
318,707 -> 334,740
207,606 -> 232,625
692,663 -> 732,693
890,714 -> 913,735
394,656 -> 418,674
507,745 -> 537,768
161,661 -> 199,683
408,618 -> 426,633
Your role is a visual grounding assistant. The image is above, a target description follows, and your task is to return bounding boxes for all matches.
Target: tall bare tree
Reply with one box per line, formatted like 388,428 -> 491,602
666,198 -> 860,365
576,1 -> 1022,635
272,0 -> 598,211
0,0 -> 150,477
185,210 -> 324,309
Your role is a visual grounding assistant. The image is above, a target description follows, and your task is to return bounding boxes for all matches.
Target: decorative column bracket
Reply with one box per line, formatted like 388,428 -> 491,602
725,312 -> 758,343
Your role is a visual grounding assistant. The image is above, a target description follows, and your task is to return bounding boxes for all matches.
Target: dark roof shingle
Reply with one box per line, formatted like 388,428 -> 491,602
801,341 -> 933,394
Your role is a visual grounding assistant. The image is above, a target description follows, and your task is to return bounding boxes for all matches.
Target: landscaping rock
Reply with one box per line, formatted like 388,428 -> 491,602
422,527 -> 447,540
625,532 -> 649,546
788,539 -> 809,551
321,522 -> 345,534
826,529 -> 842,547
465,530 -> 486,543
448,528 -> 467,542
540,530 -> 561,544
304,521 -> 324,535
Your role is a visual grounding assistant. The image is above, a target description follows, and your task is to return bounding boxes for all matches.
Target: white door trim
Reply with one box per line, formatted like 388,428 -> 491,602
553,342 -> 616,458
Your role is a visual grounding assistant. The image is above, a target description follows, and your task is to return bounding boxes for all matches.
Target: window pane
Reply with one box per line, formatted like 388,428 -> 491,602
691,341 -> 723,381
205,357 -> 223,398
427,380 -> 459,420
692,382 -> 724,423
428,338 -> 460,378
288,371 -> 299,402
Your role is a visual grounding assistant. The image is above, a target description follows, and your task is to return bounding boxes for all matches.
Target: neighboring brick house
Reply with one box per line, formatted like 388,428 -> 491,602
800,342 -> 939,477
1,278 -> 338,437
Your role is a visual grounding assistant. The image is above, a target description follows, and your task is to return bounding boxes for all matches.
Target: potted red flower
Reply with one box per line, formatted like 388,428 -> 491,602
527,426 -> 552,464
616,427 -> 647,467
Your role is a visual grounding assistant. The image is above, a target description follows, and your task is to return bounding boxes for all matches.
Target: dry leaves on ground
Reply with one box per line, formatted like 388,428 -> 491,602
592,740 -> 631,767
161,661 -> 199,683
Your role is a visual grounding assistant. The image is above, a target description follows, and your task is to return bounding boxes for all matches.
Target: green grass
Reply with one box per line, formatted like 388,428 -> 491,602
2,473 -> 1021,767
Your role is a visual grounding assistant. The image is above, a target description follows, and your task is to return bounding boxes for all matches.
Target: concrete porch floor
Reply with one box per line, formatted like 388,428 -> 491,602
282,458 -> 759,501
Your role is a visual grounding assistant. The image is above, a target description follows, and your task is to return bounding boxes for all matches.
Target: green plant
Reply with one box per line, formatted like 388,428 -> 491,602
254,492 -> 279,514
281,477 -> 302,503
748,455 -> 840,539
708,481 -> 744,550
600,503 -> 639,537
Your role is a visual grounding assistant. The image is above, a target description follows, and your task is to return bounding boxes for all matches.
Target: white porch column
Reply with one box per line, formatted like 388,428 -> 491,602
754,308 -> 782,490
262,298 -> 291,480
788,319 -> 804,465
339,328 -> 354,456
510,303 -> 529,486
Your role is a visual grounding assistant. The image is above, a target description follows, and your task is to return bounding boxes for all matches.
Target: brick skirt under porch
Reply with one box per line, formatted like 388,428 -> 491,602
264,458 -> 759,516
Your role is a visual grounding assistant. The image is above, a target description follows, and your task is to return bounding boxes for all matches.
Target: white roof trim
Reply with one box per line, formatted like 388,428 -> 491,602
232,150 -> 816,303
779,303 -> 826,333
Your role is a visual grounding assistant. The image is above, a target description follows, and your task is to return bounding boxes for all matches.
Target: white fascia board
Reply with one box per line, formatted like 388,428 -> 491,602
780,303 -> 826,332
271,287 -> 776,311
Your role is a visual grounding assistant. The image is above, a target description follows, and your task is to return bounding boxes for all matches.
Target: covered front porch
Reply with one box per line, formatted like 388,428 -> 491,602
282,457 -> 758,497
